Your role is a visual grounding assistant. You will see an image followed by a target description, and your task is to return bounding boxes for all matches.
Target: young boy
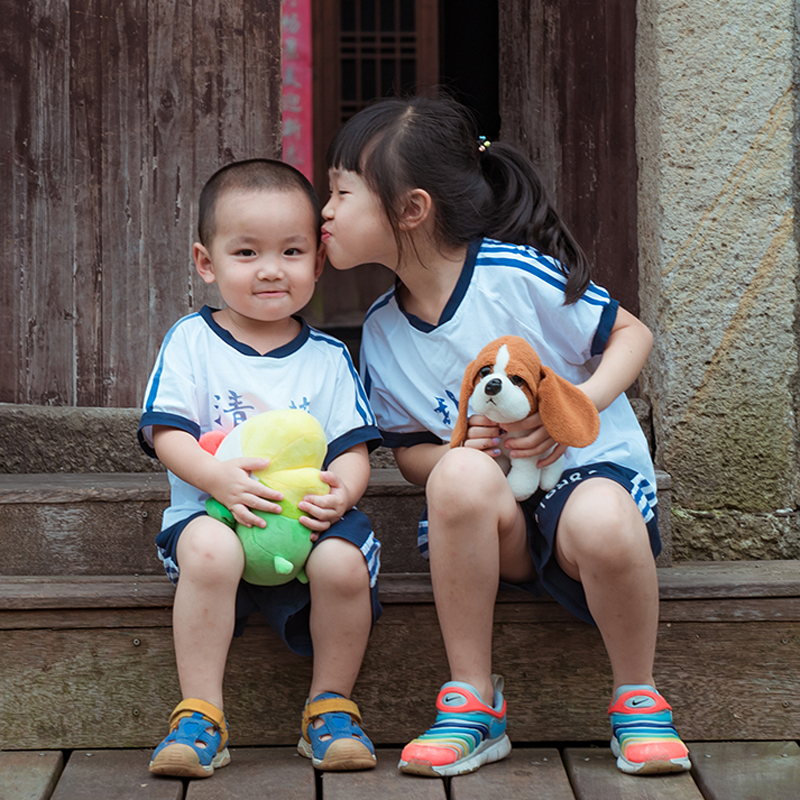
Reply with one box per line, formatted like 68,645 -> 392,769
138,159 -> 381,778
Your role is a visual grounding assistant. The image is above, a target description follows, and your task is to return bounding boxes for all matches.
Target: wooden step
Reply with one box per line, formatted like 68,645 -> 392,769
1,563 -> 798,750
3,743 -> 800,800
0,469 -> 671,575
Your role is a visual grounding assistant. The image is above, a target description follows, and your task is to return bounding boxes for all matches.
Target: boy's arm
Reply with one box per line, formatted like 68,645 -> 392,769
297,442 -> 370,532
152,426 -> 284,528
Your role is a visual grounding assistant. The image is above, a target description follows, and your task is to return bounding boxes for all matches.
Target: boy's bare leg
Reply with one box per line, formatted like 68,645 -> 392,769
173,516 -> 245,710
306,536 -> 372,702
425,448 -> 533,704
554,478 -> 659,689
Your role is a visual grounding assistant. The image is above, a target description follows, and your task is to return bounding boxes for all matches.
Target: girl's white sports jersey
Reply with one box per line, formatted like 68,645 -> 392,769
361,238 -> 656,497
139,306 -> 380,530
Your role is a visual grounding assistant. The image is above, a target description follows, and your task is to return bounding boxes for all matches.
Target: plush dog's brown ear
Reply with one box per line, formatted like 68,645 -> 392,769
450,356 -> 483,447
538,367 -> 600,447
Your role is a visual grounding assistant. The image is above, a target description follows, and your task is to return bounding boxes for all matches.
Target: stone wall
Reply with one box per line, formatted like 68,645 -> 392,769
636,0 -> 800,558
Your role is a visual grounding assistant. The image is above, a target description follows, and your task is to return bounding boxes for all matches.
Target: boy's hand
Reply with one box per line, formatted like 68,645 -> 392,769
296,470 -> 352,537
207,457 -> 284,529
502,413 -> 567,467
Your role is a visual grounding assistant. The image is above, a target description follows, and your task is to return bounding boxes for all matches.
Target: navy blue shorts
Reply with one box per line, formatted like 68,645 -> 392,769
418,461 -> 660,626
155,508 -> 382,656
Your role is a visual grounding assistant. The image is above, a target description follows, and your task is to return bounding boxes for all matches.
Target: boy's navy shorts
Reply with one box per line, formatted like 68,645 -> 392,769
417,461 -> 660,626
155,508 -> 382,657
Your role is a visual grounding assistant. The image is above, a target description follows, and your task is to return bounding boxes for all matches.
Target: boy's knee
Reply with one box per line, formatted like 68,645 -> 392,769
176,518 -> 244,583
306,537 -> 369,595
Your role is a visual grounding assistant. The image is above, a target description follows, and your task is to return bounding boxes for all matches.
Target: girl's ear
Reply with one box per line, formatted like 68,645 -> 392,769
398,188 -> 432,231
194,242 -> 216,285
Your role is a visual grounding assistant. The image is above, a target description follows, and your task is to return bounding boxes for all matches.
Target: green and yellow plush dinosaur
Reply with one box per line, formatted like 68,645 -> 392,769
199,409 -> 329,586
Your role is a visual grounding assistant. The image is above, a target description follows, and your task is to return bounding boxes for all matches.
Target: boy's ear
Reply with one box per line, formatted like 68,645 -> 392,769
398,188 -> 432,231
193,242 -> 216,285
314,242 -> 325,280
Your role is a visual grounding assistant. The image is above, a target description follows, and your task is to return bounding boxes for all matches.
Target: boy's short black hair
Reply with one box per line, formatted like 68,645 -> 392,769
198,158 -> 322,246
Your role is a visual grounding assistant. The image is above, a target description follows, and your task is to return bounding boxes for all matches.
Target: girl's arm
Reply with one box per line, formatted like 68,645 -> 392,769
578,306 -> 653,412
297,442 -> 371,532
152,426 -> 284,528
505,307 -> 653,465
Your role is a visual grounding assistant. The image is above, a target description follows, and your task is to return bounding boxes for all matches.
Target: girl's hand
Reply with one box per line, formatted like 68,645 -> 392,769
297,470 -> 353,539
502,413 -> 568,467
464,414 -> 504,457
206,458 -> 284,529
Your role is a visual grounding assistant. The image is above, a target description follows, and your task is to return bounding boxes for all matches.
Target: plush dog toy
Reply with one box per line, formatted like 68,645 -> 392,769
450,336 -> 600,500
199,409 -> 329,586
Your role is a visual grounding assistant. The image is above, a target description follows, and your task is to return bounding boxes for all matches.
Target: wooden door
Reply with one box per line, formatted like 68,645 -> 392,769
499,0 -> 639,315
308,0 -> 439,334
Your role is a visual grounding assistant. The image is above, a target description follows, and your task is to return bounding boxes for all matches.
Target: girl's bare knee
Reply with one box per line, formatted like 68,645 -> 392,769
427,448 -> 507,515
558,481 -> 648,567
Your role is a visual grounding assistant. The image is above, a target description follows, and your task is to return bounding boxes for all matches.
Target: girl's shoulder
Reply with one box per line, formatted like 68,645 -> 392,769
476,238 -> 564,278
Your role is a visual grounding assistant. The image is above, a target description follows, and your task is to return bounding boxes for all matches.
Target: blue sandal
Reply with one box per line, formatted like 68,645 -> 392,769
149,698 -> 230,778
297,692 -> 376,771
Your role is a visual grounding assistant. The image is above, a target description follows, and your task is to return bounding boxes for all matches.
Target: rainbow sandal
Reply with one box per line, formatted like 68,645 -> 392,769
609,686 -> 691,774
149,698 -> 230,778
297,693 -> 376,771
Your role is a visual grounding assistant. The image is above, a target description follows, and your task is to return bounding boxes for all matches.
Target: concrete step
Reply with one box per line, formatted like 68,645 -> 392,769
0,469 -> 671,575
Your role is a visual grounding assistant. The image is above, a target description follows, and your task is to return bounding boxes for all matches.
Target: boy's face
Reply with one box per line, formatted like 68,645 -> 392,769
194,188 -> 323,326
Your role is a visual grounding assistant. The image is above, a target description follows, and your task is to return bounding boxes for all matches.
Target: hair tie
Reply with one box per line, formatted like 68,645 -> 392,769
478,136 -> 491,153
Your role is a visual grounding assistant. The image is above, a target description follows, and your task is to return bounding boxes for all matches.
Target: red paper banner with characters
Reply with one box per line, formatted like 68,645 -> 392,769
282,0 -> 313,181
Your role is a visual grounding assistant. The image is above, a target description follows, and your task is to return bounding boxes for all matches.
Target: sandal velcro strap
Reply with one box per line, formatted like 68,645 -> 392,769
169,698 -> 228,746
302,697 -> 362,740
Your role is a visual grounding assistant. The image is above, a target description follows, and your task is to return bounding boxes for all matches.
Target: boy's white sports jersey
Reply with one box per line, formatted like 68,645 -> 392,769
361,238 -> 656,494
139,306 -> 380,530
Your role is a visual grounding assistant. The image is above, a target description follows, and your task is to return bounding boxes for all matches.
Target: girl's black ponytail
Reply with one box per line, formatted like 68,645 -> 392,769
479,141 -> 591,304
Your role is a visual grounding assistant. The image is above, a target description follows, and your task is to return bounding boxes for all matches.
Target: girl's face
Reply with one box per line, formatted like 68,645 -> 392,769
322,169 -> 398,271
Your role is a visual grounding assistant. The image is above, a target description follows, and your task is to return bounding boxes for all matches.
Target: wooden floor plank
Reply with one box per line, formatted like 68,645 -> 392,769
689,741 -> 800,800
50,750 -> 181,799
564,748 -> 704,800
450,748 -> 575,800
0,751 -> 63,800
322,749 -> 446,800
185,747 -> 314,799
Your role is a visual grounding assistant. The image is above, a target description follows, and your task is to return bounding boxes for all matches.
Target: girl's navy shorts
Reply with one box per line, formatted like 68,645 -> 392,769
417,461 -> 661,626
155,508 -> 382,657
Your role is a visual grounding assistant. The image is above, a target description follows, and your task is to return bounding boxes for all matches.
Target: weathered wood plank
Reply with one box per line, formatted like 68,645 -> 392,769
70,0 -> 104,406
0,750 -> 63,800
27,0 -> 74,405
2,580 -> 800,749
50,750 -> 181,799
0,0 -> 30,406
185,747 -> 314,799
564,748 -> 703,800
323,749 -> 446,800
499,0 -> 639,315
0,576 -> 175,610
689,741 -> 800,800
450,748 -> 575,800
657,561 -> 800,599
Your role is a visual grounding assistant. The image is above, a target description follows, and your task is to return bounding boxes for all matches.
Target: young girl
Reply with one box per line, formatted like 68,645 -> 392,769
321,96 -> 690,778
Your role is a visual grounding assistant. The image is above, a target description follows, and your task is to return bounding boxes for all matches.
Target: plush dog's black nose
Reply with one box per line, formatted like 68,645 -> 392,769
484,378 -> 502,396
